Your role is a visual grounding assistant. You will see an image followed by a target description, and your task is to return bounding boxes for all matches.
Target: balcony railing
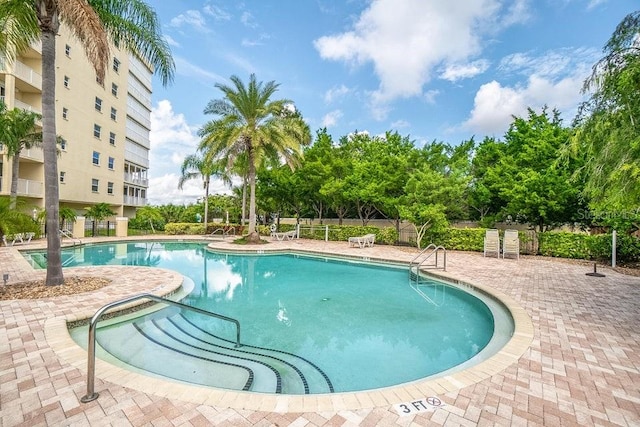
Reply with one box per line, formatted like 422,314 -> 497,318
13,60 -> 42,90
123,173 -> 149,187
14,99 -> 42,115
17,178 -> 43,197
123,195 -> 146,206
21,147 -> 44,162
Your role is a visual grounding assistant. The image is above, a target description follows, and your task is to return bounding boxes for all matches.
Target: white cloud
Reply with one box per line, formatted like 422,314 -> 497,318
499,48 -> 599,78
587,0 -> 608,10
314,0 -> 524,119
501,0 -> 532,27
148,100 -> 236,205
148,101 -> 200,205
175,56 -> 225,84
390,119 -> 410,129
241,11 -> 258,29
324,84 -> 351,103
462,46 -> 598,136
241,33 -> 271,47
440,59 -> 490,82
321,110 -> 343,128
150,100 -> 199,150
170,10 -> 209,33
164,35 -> 180,48
463,72 -> 586,135
203,4 -> 231,20
424,89 -> 439,104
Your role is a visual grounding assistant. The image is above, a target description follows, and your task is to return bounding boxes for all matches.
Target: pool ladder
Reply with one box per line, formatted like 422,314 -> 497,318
80,293 -> 241,403
409,244 -> 447,306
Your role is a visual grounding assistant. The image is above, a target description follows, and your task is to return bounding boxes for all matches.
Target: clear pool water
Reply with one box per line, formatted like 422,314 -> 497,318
25,241 -> 506,394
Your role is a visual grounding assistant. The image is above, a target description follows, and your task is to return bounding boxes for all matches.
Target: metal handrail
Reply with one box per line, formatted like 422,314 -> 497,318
409,243 -> 447,284
81,293 -> 241,403
206,227 -> 236,239
59,229 -> 81,246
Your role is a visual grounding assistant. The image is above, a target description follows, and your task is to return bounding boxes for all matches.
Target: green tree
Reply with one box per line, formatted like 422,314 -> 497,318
198,74 -> 311,242
130,206 -> 163,232
84,203 -> 116,237
571,10 -> 640,210
469,137 -> 506,224
397,168 -> 450,249
296,129 -> 335,223
494,108 -> 583,230
0,103 -> 42,209
0,0 -> 174,285
178,153 -> 231,230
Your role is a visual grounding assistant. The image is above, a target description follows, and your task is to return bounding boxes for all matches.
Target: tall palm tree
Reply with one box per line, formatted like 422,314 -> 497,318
198,74 -> 311,242
0,0 -> 174,285
0,103 -> 43,209
178,153 -> 232,229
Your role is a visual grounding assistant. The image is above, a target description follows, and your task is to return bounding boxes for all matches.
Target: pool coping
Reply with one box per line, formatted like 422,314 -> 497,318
40,239 -> 534,413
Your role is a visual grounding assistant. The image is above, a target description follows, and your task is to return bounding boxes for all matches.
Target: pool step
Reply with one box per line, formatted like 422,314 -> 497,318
95,311 -> 333,394
96,321 -> 253,391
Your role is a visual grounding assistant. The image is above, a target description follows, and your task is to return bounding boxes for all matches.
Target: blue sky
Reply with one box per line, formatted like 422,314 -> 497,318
144,0 -> 636,205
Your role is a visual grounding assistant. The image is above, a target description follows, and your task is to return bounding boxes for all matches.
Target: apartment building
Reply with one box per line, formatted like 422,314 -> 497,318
0,25 -> 151,219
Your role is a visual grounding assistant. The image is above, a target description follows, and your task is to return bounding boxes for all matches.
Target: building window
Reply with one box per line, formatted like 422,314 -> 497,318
95,97 -> 102,112
107,182 -> 114,195
110,107 -> 117,121
111,83 -> 118,97
91,179 -> 99,192
60,138 -> 67,150
62,107 -> 68,120
59,171 -> 66,183
92,151 -> 100,165
113,58 -> 120,73
109,132 -> 116,146
93,124 -> 101,139
108,156 -> 114,170
65,44 -> 71,56
63,75 -> 70,88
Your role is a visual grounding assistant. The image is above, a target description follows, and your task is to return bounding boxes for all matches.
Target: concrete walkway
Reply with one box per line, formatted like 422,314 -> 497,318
1,235 -> 639,426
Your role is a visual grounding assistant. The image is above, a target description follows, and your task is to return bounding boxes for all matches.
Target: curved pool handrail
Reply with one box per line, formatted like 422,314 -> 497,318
81,293 -> 241,403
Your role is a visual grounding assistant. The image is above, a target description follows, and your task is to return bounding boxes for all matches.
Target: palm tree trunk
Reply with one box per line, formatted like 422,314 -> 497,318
203,179 -> 209,231
41,25 -> 64,285
241,177 -> 247,226
248,151 -> 257,236
9,151 -> 20,210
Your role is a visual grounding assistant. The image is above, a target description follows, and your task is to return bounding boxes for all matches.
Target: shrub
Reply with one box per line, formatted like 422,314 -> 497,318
164,222 -> 205,235
426,228 -> 487,251
538,231 -> 640,263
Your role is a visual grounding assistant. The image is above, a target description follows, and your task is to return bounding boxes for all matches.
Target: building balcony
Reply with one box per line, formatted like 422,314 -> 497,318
123,173 -> 148,187
11,60 -> 42,91
123,195 -> 146,206
17,178 -> 43,197
21,147 -> 44,162
14,99 -> 42,115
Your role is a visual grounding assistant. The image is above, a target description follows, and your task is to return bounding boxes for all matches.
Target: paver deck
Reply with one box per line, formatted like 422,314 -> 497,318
1,235 -> 639,426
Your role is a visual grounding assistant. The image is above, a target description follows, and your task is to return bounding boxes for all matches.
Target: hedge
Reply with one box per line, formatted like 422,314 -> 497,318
163,222 -> 639,263
538,231 -> 640,263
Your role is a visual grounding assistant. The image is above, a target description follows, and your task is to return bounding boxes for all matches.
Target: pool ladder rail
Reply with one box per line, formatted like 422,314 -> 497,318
409,244 -> 447,306
80,293 -> 241,403
59,229 -> 82,246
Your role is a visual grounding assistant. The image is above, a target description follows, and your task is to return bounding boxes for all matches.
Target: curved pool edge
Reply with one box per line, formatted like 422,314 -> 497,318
43,246 -> 533,413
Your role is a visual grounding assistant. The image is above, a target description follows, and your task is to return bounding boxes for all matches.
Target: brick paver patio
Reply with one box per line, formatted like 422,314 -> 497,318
1,235 -> 639,426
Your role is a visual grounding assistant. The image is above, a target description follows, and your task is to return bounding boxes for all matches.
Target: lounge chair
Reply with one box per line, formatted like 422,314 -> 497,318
483,229 -> 500,258
348,233 -> 376,248
273,230 -> 297,241
502,229 -> 520,259
3,233 -> 25,246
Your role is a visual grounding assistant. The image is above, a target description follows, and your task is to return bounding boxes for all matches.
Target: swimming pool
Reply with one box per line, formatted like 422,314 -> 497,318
25,241 -> 513,394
